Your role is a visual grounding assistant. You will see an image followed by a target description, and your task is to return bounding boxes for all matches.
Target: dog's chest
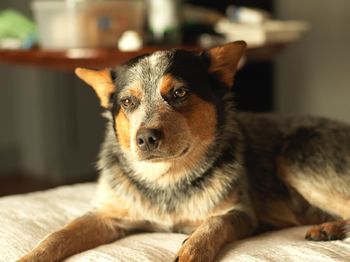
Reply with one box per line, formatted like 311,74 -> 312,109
136,187 -> 234,234
99,174 -> 234,233
97,177 -> 212,233
98,151 -> 242,233
128,179 -> 217,221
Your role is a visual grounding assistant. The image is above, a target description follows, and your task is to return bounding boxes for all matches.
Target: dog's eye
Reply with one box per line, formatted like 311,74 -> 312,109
173,87 -> 189,99
120,98 -> 133,108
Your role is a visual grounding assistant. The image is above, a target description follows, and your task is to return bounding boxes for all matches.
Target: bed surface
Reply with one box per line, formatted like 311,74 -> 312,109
1,183 -> 349,262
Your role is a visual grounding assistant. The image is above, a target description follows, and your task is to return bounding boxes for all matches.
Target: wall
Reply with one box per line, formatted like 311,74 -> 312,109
0,1 -> 103,182
0,65 -> 19,172
0,1 -> 45,175
275,0 -> 350,122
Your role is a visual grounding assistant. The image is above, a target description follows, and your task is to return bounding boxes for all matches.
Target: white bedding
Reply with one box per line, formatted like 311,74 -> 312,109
0,183 -> 349,262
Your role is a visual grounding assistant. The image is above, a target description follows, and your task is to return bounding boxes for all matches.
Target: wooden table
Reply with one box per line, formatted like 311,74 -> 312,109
0,44 -> 286,71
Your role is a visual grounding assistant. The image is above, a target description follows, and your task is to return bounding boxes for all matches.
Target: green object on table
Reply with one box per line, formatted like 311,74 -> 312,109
0,9 -> 37,48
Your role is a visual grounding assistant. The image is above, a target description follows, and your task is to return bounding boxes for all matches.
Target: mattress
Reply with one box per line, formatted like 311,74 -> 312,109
1,183 -> 349,261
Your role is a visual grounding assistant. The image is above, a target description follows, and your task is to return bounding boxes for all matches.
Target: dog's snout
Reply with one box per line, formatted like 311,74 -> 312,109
136,128 -> 163,151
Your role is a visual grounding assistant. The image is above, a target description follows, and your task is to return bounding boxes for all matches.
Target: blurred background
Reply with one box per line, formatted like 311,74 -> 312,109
0,0 -> 349,196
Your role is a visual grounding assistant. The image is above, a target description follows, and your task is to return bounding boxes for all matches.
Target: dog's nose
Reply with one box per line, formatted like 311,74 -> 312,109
136,128 -> 163,151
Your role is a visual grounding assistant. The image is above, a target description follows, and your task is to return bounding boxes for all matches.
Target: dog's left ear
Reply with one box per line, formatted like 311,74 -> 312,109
206,41 -> 247,87
75,68 -> 116,108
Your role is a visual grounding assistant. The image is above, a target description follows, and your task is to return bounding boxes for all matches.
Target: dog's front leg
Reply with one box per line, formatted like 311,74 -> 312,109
18,210 -> 127,262
175,210 -> 256,262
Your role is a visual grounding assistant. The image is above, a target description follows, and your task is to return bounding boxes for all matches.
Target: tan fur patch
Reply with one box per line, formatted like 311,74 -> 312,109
75,68 -> 116,108
124,84 -> 143,100
306,220 -> 348,241
210,190 -> 241,216
19,210 -> 125,262
292,179 -> 350,219
159,74 -> 180,96
256,198 -> 300,228
277,158 -> 350,219
180,94 -> 217,142
116,110 -> 131,150
208,41 -> 246,87
176,216 -> 236,262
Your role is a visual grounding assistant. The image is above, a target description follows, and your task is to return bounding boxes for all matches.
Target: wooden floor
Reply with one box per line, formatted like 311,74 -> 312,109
0,175 -> 54,197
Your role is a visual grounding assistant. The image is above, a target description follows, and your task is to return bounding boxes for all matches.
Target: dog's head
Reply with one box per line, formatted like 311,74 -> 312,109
76,41 -> 246,165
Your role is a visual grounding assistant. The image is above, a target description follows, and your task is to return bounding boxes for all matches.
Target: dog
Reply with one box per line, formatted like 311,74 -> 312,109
19,41 -> 350,262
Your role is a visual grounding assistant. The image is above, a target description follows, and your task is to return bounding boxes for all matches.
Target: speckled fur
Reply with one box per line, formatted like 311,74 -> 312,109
20,42 -> 350,262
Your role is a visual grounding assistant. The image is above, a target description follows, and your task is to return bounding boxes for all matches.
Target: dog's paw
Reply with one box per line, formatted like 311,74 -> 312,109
305,221 -> 347,241
174,236 -> 215,262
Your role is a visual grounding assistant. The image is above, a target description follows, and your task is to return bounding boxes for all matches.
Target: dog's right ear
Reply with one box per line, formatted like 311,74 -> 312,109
75,68 -> 116,108
205,41 -> 247,88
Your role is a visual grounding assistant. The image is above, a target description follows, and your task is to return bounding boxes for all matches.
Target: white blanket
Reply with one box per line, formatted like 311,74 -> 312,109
0,183 -> 349,261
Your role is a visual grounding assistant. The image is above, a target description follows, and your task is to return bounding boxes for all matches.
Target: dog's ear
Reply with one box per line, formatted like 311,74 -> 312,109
75,68 -> 116,108
206,41 -> 247,87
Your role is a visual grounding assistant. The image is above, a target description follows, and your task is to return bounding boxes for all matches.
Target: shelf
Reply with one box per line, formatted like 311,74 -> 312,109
0,44 -> 286,71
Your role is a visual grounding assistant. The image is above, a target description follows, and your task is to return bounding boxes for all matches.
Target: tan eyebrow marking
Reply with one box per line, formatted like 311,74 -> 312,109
159,74 -> 183,96
119,82 -> 143,100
